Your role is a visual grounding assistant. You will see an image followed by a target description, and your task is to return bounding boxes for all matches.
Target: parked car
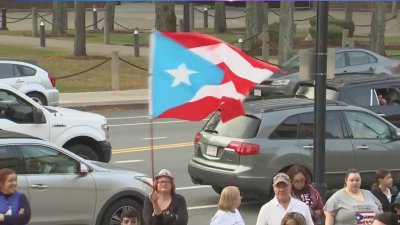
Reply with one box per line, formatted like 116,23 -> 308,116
188,98 -> 400,198
248,48 -> 400,98
296,74 -> 400,128
0,84 -> 111,162
0,130 -> 152,225
0,59 -> 59,106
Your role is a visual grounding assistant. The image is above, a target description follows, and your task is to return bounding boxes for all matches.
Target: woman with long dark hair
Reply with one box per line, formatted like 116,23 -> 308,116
286,165 -> 324,225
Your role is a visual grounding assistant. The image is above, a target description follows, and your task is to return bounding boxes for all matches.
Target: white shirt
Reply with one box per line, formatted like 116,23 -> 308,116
210,209 -> 245,225
385,187 -> 392,203
255,197 -> 313,225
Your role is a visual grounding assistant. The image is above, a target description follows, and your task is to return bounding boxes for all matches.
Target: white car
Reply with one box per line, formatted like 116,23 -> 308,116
0,59 -> 59,106
0,84 -> 111,162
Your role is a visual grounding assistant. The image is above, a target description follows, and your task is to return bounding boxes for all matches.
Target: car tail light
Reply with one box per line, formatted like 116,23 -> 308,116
49,72 -> 56,87
194,132 -> 200,145
227,141 -> 260,156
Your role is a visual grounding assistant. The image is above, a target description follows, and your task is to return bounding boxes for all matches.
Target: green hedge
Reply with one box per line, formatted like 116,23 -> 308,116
309,24 -> 343,45
267,22 -> 297,42
309,17 -> 354,37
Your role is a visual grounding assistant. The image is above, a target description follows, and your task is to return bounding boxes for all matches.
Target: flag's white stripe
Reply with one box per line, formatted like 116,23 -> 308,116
189,81 -> 245,102
190,43 -> 274,83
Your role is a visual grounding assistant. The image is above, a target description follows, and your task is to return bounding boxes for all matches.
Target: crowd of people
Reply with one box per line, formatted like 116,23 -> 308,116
2,166 -> 400,225
138,167 -> 400,225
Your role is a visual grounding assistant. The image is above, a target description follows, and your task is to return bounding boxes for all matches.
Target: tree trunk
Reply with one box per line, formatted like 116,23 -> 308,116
344,2 -> 353,22
52,1 -> 66,36
263,3 -> 269,25
74,2 -> 86,57
392,1 -> 397,16
245,2 -> 264,51
155,2 -> 176,31
104,2 -> 115,31
370,2 -> 386,55
214,2 -> 226,33
278,1 -> 294,64
256,2 -> 264,30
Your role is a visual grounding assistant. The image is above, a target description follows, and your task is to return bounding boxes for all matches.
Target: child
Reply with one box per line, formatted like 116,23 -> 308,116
280,212 -> 307,225
120,208 -> 140,225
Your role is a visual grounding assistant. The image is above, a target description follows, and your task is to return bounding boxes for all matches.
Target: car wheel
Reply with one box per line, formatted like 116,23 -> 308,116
211,185 -> 223,194
27,92 -> 48,106
102,198 -> 143,225
67,144 -> 99,161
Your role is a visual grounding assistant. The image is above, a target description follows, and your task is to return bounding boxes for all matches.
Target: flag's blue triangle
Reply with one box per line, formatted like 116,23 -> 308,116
151,31 -> 224,118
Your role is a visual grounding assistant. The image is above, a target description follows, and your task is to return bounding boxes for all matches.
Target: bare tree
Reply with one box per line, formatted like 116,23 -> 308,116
370,1 -> 386,55
104,2 -> 115,31
278,1 -> 294,64
74,2 -> 86,57
214,2 -> 226,33
245,2 -> 264,51
344,2 -> 353,22
262,2 -> 269,25
155,2 -> 176,31
52,1 -> 66,36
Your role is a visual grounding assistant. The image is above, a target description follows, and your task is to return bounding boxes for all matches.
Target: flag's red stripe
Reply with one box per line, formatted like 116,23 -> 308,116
161,32 -> 224,49
160,31 -> 280,73
157,96 -> 245,122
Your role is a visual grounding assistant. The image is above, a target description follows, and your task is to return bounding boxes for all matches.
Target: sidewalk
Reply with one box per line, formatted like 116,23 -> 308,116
58,89 -> 149,110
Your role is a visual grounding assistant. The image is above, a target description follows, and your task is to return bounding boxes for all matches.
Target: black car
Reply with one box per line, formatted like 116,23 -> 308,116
295,74 -> 400,127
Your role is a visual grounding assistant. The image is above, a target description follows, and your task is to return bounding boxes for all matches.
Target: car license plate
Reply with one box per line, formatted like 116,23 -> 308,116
253,89 -> 261,96
206,145 -> 218,157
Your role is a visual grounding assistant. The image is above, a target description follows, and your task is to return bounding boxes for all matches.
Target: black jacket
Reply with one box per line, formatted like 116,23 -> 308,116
143,194 -> 188,225
371,183 -> 396,212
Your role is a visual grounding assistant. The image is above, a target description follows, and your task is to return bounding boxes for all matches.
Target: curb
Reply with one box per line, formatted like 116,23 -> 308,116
59,100 -> 149,112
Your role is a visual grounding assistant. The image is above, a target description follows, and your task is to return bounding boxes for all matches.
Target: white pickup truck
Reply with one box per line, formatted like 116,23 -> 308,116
0,84 -> 111,162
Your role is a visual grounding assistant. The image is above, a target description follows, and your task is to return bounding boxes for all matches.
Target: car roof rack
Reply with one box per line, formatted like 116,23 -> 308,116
244,97 -> 347,113
298,74 -> 400,89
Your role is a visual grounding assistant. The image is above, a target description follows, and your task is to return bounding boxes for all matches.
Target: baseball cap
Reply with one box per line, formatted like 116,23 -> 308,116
273,172 -> 291,186
155,169 -> 174,180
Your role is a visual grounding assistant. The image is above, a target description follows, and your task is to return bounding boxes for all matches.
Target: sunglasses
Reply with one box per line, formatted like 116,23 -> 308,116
158,180 -> 171,184
292,179 -> 306,184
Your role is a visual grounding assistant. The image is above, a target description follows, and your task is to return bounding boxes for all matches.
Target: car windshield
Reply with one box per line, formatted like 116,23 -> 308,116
203,112 -> 261,138
296,86 -> 339,100
281,55 -> 299,68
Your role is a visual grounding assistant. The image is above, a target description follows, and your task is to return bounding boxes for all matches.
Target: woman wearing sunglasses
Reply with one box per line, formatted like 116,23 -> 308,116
286,165 -> 324,225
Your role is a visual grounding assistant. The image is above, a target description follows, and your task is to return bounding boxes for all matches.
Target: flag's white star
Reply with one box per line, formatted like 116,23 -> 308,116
166,63 -> 198,87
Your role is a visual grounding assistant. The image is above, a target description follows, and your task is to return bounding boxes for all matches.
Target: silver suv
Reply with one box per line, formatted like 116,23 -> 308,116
0,130 -> 151,225
188,98 -> 400,198
0,59 -> 59,106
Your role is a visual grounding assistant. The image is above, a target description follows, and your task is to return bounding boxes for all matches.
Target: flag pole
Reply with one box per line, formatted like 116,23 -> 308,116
150,118 -> 155,189
148,30 -> 156,189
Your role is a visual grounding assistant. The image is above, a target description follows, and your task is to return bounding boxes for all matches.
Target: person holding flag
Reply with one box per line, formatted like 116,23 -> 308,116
142,169 -> 188,225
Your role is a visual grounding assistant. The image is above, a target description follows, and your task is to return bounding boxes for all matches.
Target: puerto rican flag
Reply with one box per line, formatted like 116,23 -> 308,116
149,31 -> 279,122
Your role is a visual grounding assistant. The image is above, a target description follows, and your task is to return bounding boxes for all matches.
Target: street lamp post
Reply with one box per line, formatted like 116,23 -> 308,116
313,1 -> 329,202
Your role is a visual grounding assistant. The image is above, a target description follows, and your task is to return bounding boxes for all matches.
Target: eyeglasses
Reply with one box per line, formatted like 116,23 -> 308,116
122,218 -> 138,224
292,179 -> 306,184
158,180 -> 171,184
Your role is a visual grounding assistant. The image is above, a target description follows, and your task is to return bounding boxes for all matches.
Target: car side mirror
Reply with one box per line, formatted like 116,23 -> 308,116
393,130 -> 400,140
79,163 -> 89,176
32,107 -> 46,124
